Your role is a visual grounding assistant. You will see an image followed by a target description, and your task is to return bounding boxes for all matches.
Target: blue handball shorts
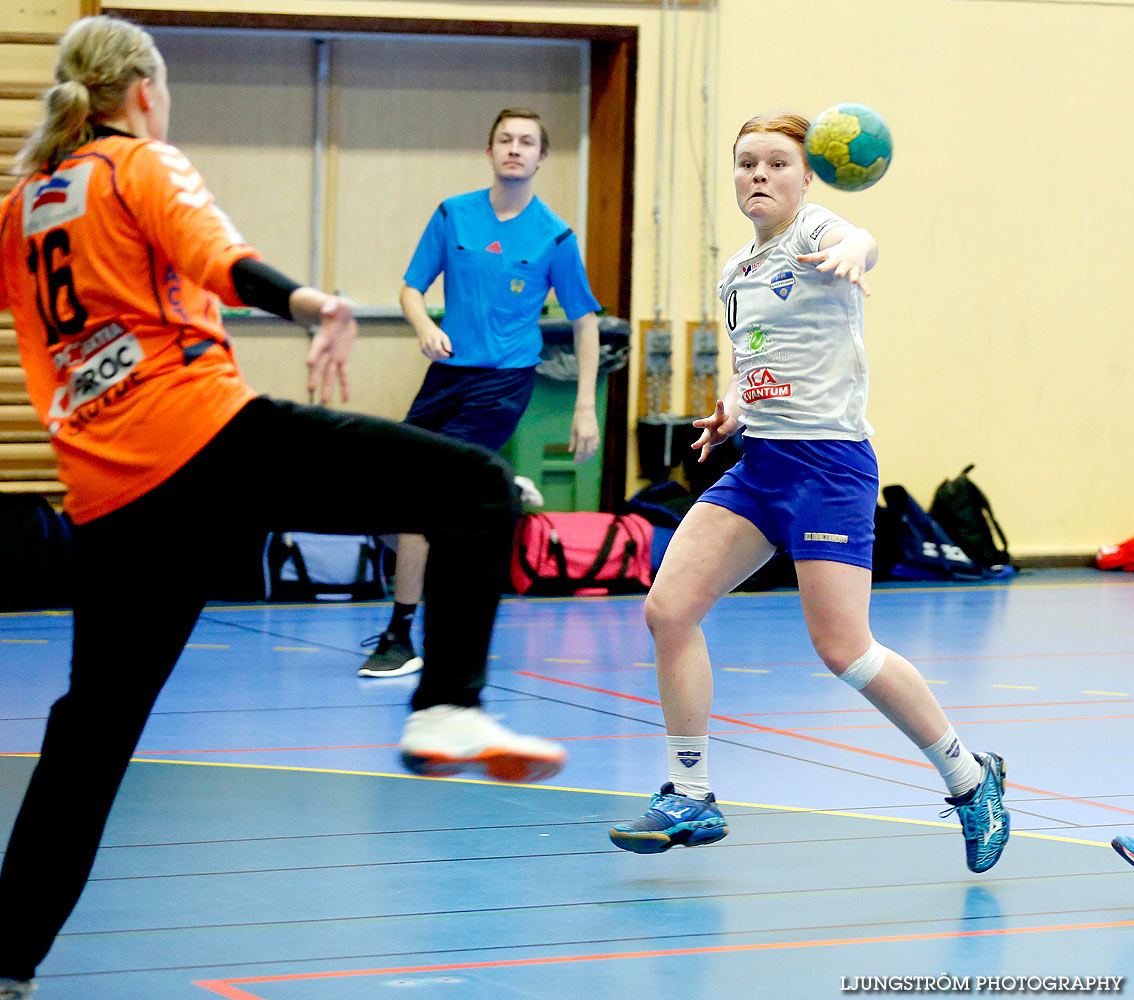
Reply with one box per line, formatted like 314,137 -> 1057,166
404,362 -> 537,451
697,436 -> 879,569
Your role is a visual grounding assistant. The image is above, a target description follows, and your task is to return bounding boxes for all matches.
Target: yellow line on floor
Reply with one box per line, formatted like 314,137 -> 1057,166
1084,689 -> 1128,697
100,756 -> 1109,850
1,638 -> 48,644
186,643 -> 230,649
993,684 -> 1039,691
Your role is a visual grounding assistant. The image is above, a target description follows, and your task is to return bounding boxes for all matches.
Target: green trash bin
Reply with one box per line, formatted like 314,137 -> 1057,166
501,374 -> 608,512
500,317 -> 628,512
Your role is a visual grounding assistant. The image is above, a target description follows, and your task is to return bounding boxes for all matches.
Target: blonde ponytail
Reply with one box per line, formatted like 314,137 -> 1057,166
14,15 -> 158,176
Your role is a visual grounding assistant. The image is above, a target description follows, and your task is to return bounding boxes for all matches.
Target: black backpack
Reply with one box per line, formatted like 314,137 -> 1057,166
929,464 -> 1011,570
873,484 -> 986,582
0,493 -> 73,611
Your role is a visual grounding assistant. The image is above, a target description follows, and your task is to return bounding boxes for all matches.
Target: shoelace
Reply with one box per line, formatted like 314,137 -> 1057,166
360,631 -> 395,651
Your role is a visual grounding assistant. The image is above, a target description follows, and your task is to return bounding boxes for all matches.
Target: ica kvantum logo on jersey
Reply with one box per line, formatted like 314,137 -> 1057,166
770,271 -> 795,300
24,162 -> 94,236
740,368 -> 791,403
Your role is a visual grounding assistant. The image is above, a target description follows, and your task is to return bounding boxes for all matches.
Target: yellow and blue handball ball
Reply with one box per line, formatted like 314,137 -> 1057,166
805,103 -> 892,192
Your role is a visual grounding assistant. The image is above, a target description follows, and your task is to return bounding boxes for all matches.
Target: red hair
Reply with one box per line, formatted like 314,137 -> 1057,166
732,112 -> 811,161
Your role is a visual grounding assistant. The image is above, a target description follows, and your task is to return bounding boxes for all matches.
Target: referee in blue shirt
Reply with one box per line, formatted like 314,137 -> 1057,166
360,108 -> 602,677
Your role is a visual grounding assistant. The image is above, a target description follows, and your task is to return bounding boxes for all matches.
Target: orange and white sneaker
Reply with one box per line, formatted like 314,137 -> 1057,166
1097,536 -> 1134,570
399,705 -> 566,782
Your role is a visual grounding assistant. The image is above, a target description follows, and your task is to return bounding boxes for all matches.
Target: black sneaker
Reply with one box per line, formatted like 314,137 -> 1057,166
358,630 -> 423,678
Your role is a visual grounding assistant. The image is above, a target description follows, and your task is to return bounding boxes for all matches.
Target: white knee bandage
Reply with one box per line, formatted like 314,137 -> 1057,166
838,640 -> 888,691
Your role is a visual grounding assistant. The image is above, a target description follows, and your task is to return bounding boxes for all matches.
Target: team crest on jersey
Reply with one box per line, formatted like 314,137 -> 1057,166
511,278 -> 525,294
24,162 -> 93,236
770,270 -> 796,300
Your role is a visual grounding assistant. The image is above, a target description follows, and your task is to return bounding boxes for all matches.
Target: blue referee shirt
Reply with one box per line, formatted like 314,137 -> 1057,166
403,189 -> 601,370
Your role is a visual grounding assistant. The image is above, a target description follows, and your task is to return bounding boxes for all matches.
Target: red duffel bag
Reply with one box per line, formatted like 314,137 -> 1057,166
510,512 -> 653,596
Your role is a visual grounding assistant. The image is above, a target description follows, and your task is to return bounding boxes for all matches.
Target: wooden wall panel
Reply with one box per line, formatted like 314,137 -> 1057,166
0,43 -> 55,89
150,29 -> 316,285
0,97 -> 44,132
329,35 -> 584,307
3,0 -> 84,37
230,323 -> 430,423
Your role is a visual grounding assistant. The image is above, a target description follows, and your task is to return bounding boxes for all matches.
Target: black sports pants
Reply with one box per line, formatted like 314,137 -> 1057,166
0,395 -> 519,979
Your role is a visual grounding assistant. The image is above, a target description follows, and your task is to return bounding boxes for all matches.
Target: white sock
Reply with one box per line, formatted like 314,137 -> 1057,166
921,725 -> 982,797
667,735 -> 711,798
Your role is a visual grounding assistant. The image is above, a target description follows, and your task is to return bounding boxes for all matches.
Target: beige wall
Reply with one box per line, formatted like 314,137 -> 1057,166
115,0 -> 1134,556
329,34 -> 583,305
152,29 -> 584,301
710,0 -> 1134,558
153,31 -> 317,282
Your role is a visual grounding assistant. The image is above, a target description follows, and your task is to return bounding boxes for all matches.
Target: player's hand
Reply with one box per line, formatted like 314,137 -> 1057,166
797,241 -> 872,295
691,400 -> 739,463
305,295 -> 357,404
418,322 -> 453,361
569,407 -> 600,464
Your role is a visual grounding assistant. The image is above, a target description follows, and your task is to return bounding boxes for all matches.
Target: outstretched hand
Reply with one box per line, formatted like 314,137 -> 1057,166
797,239 -> 872,295
691,400 -> 739,463
305,296 -> 357,404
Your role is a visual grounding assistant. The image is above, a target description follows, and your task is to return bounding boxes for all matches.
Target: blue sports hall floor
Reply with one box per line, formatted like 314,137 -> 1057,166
3,568 -> 1134,999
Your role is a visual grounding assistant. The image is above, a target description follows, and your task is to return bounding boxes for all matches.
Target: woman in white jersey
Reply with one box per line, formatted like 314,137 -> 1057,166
609,112 -> 1009,874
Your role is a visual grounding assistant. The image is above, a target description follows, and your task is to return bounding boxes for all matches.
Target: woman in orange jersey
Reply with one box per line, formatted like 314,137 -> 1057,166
0,17 -> 566,993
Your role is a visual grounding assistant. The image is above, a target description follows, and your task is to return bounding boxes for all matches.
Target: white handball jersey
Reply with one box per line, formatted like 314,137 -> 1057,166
718,202 -> 873,440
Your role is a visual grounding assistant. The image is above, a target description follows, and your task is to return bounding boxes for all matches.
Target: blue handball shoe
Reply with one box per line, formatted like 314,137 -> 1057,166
609,782 -> 729,854
940,751 -> 1010,873
1111,836 -> 1134,868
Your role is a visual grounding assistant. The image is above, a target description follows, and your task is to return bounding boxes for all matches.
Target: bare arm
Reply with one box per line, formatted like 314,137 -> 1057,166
569,311 -> 601,463
399,283 -> 452,360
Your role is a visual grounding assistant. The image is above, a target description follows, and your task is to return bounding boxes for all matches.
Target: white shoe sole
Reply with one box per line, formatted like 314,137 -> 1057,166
400,747 -> 566,782
357,655 -> 424,678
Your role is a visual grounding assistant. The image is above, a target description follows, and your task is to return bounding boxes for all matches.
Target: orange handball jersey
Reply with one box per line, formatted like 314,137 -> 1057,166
0,134 -> 261,523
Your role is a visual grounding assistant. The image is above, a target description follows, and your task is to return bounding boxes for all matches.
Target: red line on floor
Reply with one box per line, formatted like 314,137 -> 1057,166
788,713 -> 1134,732
715,651 -> 1134,666
516,672 -> 939,768
516,672 -> 1134,816
191,918 -> 1134,997
86,710 -> 1134,758
737,698 -> 1134,717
